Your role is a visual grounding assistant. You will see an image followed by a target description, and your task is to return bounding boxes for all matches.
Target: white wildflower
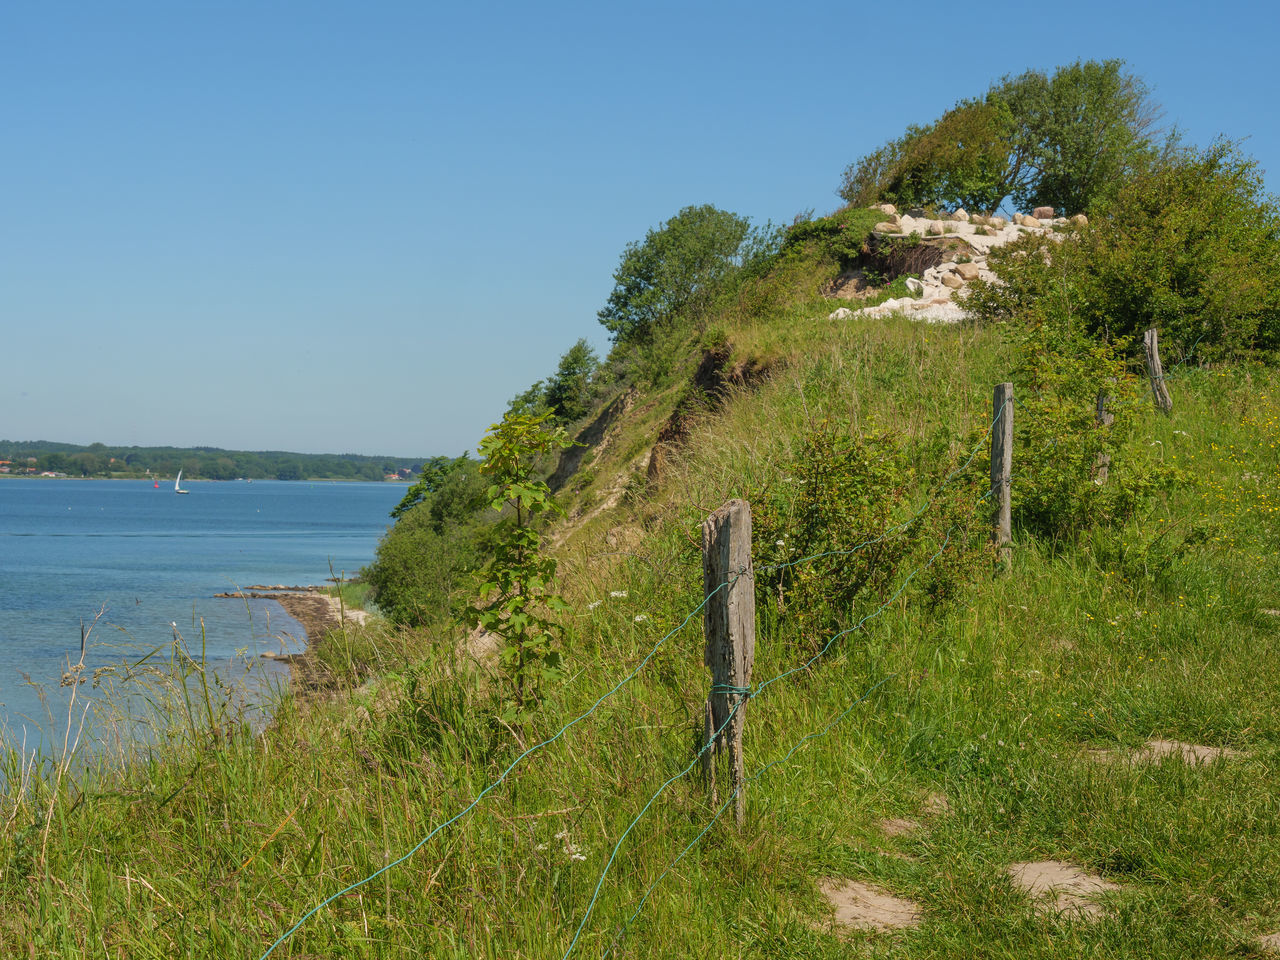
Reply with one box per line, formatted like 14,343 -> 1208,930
609,590 -> 628,599
587,600 -> 602,610
633,614 -> 648,623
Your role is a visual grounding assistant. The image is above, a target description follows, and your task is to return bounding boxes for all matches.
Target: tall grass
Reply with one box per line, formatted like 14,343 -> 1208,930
4,314 -> 1280,957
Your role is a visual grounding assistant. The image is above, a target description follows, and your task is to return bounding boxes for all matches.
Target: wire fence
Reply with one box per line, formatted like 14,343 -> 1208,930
260,339 -> 1201,958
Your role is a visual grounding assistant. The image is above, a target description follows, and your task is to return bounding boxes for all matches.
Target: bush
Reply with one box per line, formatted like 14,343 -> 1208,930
968,142 -> 1280,359
1010,330 -> 1182,542
780,206 -> 884,267
752,426 -> 912,648
753,422 -> 992,647
362,503 -> 487,627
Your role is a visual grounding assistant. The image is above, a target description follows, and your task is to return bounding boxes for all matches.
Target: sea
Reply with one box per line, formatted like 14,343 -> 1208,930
0,477 -> 403,755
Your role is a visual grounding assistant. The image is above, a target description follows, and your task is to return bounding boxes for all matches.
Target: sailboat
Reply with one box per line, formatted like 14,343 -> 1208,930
174,470 -> 190,495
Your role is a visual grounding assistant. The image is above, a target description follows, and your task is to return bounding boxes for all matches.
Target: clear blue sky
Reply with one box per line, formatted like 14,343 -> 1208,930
3,1 -> 1275,456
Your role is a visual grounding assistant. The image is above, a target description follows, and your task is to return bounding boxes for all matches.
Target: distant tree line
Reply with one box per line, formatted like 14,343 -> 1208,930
0,440 -> 431,481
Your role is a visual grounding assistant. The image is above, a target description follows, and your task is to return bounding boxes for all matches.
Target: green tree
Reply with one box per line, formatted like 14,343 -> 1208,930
506,380 -> 549,419
839,60 -> 1157,216
968,141 -> 1280,357
543,338 -> 600,423
1004,59 -> 1158,214
598,204 -> 752,342
390,454 -> 473,519
467,412 -> 573,716
840,100 -> 1027,214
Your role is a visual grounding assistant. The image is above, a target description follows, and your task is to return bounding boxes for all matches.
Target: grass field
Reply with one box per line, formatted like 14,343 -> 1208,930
3,301 -> 1280,958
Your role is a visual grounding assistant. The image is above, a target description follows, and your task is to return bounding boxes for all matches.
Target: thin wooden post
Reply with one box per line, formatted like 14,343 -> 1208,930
701,499 -> 755,826
1093,388 -> 1113,485
990,383 -> 1013,573
1143,327 -> 1174,414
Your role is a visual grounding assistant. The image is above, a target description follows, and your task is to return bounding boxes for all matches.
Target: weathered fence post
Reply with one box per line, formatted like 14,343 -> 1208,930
990,383 -> 1013,573
1143,327 -> 1174,414
701,499 -> 755,826
1093,388 -> 1114,485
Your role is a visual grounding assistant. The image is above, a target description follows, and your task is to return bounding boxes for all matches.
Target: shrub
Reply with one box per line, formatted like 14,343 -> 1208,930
780,206 -> 884,267
467,412 -> 574,718
752,426 -> 912,648
968,141 -> 1280,359
363,504 -> 487,627
1010,329 -> 1182,542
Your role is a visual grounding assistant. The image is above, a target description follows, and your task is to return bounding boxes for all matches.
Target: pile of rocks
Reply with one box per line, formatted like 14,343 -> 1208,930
831,203 -> 1087,324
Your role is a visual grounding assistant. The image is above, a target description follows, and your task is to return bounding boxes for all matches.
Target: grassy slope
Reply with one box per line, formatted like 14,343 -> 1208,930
4,241 -> 1280,958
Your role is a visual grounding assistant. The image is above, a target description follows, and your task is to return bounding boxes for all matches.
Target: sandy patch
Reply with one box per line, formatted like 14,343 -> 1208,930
878,817 -> 920,838
818,879 -> 921,932
1007,860 -> 1119,919
923,792 -> 952,816
1259,931 -> 1280,953
1090,738 -> 1244,765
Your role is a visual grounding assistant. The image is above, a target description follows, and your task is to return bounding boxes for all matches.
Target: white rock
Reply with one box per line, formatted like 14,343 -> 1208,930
952,208 -> 970,221
829,307 -> 854,320
927,221 -> 945,236
905,277 -> 924,295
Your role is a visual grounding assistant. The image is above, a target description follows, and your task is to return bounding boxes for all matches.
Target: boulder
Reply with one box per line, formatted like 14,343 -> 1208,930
1071,213 -> 1089,228
874,221 -> 900,233
988,217 -> 1007,229
828,307 -> 854,320
905,277 -> 924,296
927,221 -> 945,236
1022,215 -> 1041,228
952,208 -> 970,221
1033,206 -> 1056,220
874,203 -> 897,216
941,273 -> 965,289
954,262 -> 981,281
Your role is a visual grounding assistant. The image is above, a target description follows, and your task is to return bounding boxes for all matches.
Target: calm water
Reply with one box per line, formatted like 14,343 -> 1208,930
0,477 -> 402,750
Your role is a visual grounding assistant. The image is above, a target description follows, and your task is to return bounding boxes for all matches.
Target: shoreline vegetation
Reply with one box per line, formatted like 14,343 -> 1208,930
0,441 -> 433,483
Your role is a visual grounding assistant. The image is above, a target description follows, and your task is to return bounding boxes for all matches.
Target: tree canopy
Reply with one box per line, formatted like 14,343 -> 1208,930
839,59 -> 1158,216
597,204 -> 752,342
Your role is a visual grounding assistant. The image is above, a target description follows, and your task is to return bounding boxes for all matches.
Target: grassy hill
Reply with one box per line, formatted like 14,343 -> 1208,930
7,201 -> 1280,957
6,60 -> 1280,955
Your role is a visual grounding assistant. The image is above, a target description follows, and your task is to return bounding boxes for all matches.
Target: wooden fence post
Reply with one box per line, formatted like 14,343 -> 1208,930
1093,388 -> 1114,485
990,383 -> 1013,573
701,499 -> 755,826
1143,328 -> 1174,414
